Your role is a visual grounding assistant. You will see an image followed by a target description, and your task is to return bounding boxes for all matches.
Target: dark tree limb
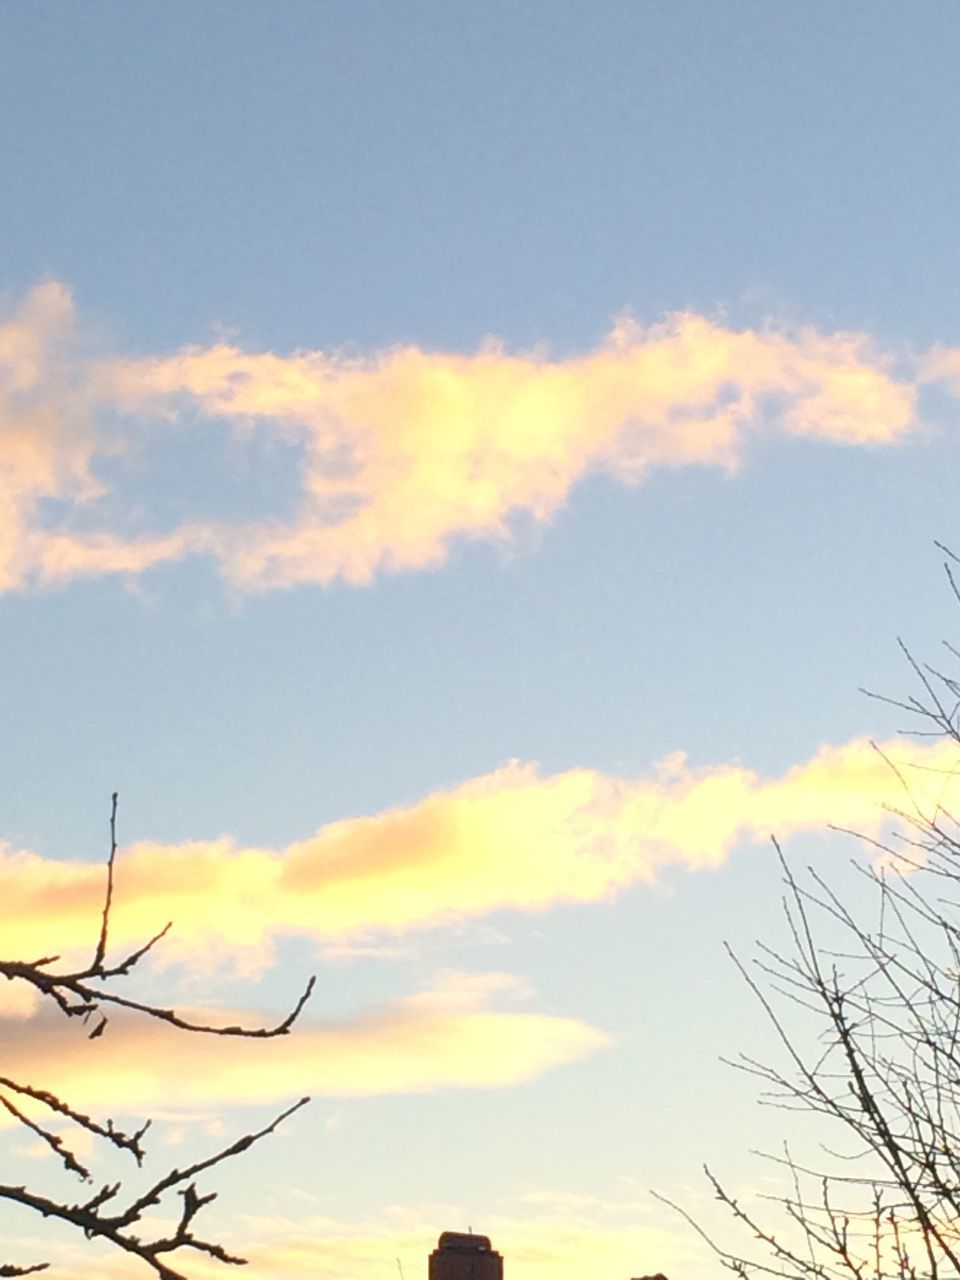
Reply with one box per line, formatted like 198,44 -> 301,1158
673,547 -> 960,1279
0,795 -> 314,1276
0,1096 -> 310,1280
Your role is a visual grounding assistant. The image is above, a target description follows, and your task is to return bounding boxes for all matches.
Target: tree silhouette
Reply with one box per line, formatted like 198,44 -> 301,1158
664,546 -> 960,1278
0,794 -> 314,1278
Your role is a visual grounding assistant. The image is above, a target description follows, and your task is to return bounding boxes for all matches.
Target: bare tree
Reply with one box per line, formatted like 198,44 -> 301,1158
0,793 -> 315,1279
661,547 -> 960,1279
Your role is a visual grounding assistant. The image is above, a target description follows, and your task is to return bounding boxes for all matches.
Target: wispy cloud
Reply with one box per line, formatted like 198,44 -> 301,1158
0,970 -> 607,1113
93,312 -> 917,589
0,283 -> 930,593
0,735 -> 952,968
0,283 -> 100,589
231,1205 -> 705,1280
2,1191 -> 708,1280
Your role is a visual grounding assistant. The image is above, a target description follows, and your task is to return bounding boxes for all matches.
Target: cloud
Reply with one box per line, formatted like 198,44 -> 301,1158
0,283 -> 924,592
1,1193 -> 708,1280
34,527 -> 190,586
0,969 -> 608,1115
0,283 -> 101,590
230,1209 -> 704,1280
920,344 -> 960,392
94,312 -> 917,589
0,735 -> 954,970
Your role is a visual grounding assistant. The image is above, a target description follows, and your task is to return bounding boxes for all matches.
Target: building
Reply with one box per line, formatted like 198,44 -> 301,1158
428,1231 -> 504,1280
426,1229 -> 666,1279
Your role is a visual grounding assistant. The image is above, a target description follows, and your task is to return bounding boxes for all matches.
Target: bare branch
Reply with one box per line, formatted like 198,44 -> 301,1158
92,791 -> 119,972
0,795 -> 314,1276
670,554 -> 960,1278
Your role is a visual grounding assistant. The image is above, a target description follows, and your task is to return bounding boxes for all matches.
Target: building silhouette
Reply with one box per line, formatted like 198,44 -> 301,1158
426,1229 -> 666,1279
428,1231 -> 503,1280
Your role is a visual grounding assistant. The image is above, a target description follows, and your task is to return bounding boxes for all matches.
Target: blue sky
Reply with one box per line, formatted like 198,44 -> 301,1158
3,4 -> 960,1277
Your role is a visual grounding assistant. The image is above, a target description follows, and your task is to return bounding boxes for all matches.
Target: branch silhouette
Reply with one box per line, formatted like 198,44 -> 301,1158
681,548 -> 960,1278
0,795 -> 314,1276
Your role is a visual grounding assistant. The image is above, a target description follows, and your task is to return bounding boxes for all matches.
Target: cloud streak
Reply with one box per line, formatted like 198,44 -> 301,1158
0,283 -> 101,590
0,1195 -> 707,1280
227,1199 -> 707,1280
0,970 -> 607,1114
0,283 -> 933,593
94,312 -> 917,589
0,735 -> 954,968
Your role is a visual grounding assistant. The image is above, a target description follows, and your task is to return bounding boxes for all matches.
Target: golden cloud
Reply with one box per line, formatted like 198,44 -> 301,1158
0,735 -> 952,969
1,1194 -> 708,1280
231,1210 -> 705,1280
0,283 -> 923,592
93,312 -> 917,588
0,283 -> 101,590
0,969 -> 608,1116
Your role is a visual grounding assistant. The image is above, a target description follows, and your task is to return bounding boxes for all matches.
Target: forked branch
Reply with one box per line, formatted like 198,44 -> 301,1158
0,795 -> 314,1276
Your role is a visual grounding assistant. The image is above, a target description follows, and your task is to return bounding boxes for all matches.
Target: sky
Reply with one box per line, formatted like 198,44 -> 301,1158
3,2 -> 960,1276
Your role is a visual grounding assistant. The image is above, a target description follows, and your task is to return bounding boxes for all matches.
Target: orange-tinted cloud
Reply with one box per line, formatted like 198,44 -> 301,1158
0,283 -> 923,592
1,1193 -> 709,1280
94,313 -> 917,588
920,344 -> 960,392
0,735 -> 952,969
229,1205 -> 706,1280
0,969 -> 608,1115
0,283 -> 102,590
